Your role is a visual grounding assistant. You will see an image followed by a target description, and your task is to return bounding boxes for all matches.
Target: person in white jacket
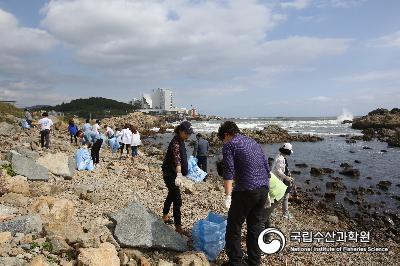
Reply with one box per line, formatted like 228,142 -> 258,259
130,126 -> 141,157
271,143 -> 294,219
120,124 -> 132,157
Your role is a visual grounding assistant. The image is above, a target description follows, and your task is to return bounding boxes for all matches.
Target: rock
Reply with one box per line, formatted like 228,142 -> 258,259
325,215 -> 339,224
0,214 -> 42,236
291,170 -> 301,175
339,168 -> 360,177
346,139 -> 356,144
29,255 -> 50,266
340,162 -> 352,168
109,201 -> 188,252
6,175 -> 30,196
362,146 -> 372,150
158,259 -> 174,266
0,231 -> 12,244
0,204 -> 18,216
49,236 -> 72,254
139,257 -> 151,266
0,193 -> 29,208
176,252 -> 210,266
0,257 -> 27,266
341,120 -> 352,124
118,251 -> 130,265
36,153 -> 75,178
29,183 -> 52,197
354,160 -> 361,164
295,163 -> 308,168
0,122 -> 17,137
30,197 -> 84,244
14,147 -> 39,160
123,249 -> 144,261
77,242 -> 120,266
381,150 -> 388,153
326,181 -> 345,190
324,192 -> 336,199
377,181 -> 392,191
7,151 -> 48,181
310,167 -> 333,176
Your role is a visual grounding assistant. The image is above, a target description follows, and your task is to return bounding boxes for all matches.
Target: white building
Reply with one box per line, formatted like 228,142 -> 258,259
142,94 -> 152,109
151,88 -> 173,111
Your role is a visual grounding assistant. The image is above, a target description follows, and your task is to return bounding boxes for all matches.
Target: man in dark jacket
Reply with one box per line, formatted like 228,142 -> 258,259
219,121 -> 270,266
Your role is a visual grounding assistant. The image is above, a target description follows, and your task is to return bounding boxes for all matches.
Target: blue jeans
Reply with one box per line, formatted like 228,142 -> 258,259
131,146 -> 138,157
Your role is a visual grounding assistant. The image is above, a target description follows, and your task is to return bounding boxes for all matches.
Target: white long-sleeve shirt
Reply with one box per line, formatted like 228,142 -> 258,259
271,154 -> 291,182
131,132 -> 141,146
121,128 -> 132,144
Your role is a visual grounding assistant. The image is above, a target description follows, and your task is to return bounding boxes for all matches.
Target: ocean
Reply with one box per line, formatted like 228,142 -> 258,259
150,116 -> 400,218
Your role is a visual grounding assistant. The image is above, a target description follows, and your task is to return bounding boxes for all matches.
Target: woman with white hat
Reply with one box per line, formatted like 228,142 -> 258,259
271,143 -> 294,219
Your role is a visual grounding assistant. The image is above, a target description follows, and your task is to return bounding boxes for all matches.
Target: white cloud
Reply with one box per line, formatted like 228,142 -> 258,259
40,0 -> 349,81
311,96 -> 331,102
280,0 -> 312,9
336,69 -> 400,82
0,9 -> 56,55
370,31 -> 400,48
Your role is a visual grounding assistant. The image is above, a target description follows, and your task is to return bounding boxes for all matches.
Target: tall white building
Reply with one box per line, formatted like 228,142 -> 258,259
150,88 -> 173,111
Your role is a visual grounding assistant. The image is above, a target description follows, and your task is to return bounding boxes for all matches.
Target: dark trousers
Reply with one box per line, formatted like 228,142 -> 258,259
196,156 -> 208,173
27,120 -> 32,126
120,143 -> 131,154
162,176 -> 182,226
131,146 -> 138,157
40,129 -> 50,148
70,134 -> 77,144
91,139 -> 103,164
226,186 -> 268,266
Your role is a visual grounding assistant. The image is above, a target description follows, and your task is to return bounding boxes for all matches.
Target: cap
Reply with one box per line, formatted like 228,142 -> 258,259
179,121 -> 193,134
282,143 -> 293,153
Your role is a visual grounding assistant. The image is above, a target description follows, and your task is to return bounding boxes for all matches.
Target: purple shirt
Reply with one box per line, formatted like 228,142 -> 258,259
223,134 -> 270,192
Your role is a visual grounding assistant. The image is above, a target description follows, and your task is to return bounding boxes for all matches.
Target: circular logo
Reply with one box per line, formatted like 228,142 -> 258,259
258,228 -> 286,254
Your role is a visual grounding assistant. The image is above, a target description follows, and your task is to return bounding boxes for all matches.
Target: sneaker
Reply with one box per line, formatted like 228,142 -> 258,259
283,212 -> 294,219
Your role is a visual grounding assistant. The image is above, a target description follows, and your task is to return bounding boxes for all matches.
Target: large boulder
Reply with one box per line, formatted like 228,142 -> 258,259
30,197 -> 84,243
109,201 -> 188,252
36,153 -> 75,178
0,214 -> 42,236
0,257 -> 27,266
77,242 -> 120,266
14,147 -> 39,160
7,151 -> 48,181
177,252 -> 210,266
0,122 -> 17,137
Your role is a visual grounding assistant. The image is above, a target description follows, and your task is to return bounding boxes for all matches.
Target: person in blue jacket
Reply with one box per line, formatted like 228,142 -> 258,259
68,119 -> 79,144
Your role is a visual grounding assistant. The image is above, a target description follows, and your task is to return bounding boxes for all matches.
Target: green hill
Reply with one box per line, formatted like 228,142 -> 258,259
52,97 -> 135,119
0,103 -> 23,123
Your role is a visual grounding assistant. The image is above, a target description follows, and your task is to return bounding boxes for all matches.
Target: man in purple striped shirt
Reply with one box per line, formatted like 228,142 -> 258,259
219,121 -> 270,266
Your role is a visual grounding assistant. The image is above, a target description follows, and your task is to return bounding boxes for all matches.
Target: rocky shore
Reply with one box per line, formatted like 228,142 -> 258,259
0,111 -> 398,265
351,108 -> 400,147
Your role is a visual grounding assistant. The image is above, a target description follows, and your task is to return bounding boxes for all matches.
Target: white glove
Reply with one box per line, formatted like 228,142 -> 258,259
175,173 -> 184,187
224,195 -> 232,210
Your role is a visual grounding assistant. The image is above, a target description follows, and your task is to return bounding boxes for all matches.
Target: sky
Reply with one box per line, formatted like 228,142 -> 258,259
0,0 -> 399,117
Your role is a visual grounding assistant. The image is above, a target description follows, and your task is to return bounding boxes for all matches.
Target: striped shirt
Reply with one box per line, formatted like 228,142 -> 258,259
223,134 -> 270,192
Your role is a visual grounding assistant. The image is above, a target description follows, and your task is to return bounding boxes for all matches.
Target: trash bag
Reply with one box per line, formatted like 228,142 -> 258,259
74,147 -> 95,171
192,212 -> 227,261
269,172 -> 287,202
108,137 -> 121,154
21,119 -> 30,129
187,156 -> 207,182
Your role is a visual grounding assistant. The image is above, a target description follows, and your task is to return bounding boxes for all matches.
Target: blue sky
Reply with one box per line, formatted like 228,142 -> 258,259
0,0 -> 399,117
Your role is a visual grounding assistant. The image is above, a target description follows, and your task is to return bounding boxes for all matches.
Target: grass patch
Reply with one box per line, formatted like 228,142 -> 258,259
1,164 -> 16,177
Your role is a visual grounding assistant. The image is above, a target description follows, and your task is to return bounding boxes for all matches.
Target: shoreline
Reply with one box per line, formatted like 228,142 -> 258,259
0,112 -> 399,265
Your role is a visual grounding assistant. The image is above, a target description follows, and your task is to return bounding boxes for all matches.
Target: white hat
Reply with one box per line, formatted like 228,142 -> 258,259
282,143 -> 293,153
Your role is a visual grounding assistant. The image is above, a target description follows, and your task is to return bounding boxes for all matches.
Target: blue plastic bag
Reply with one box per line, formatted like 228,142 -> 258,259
74,148 -> 95,171
108,137 -> 121,154
187,156 -> 207,182
21,119 -> 30,129
192,212 -> 227,261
